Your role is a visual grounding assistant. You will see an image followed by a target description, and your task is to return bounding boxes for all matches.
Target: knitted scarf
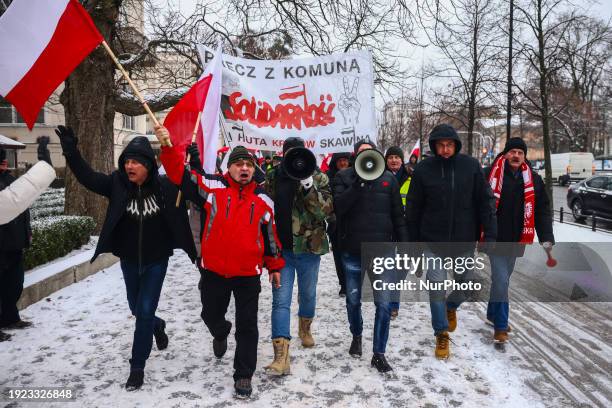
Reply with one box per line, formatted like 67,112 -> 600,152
487,155 -> 535,243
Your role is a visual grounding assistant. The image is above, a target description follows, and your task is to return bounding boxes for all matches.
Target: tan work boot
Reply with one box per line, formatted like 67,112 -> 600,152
447,308 -> 457,332
298,317 -> 315,348
435,332 -> 450,360
494,330 -> 509,343
265,338 -> 290,375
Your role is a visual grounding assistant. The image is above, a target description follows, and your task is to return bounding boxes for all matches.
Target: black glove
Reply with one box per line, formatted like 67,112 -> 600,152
187,143 -> 202,170
54,125 -> 78,155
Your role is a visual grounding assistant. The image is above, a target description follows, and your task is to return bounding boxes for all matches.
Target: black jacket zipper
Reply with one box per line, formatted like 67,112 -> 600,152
138,185 -> 143,275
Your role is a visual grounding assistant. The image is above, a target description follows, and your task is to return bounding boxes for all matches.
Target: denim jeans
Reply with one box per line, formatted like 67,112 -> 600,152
121,259 -> 168,370
271,250 -> 321,339
341,252 -> 391,354
487,255 -> 516,331
425,251 -> 474,335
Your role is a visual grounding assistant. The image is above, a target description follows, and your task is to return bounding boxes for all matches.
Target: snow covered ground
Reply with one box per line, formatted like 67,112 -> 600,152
1,223 -> 611,407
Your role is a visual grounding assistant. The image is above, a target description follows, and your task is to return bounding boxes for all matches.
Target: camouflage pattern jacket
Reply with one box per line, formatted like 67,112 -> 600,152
266,168 -> 333,255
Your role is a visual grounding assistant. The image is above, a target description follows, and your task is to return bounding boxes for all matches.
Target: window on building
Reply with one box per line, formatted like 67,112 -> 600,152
0,97 -> 44,124
122,114 -> 135,130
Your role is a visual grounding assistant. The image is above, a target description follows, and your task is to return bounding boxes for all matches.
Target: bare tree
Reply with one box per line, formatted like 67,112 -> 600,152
414,0 -> 506,156
513,0 -> 578,204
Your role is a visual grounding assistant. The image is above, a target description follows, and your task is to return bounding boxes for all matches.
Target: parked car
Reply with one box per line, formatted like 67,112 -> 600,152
538,152 -> 595,186
567,174 -> 612,221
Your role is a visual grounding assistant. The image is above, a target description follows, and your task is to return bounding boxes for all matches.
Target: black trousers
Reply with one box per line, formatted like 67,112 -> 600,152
0,250 -> 24,327
200,269 -> 261,381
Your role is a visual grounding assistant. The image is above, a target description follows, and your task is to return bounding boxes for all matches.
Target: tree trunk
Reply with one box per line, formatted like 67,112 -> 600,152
61,3 -> 119,233
506,0 -> 514,141
536,0 -> 554,212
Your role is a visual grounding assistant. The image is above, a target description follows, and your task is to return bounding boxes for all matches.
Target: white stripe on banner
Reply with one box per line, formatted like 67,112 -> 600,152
0,0 -> 70,95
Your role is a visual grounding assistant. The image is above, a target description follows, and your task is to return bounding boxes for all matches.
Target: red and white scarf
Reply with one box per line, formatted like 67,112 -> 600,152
487,155 -> 535,243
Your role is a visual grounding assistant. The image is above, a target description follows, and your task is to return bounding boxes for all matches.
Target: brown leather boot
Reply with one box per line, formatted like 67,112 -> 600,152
298,317 -> 315,348
494,330 -> 509,343
435,332 -> 450,359
265,338 -> 290,375
447,308 -> 457,332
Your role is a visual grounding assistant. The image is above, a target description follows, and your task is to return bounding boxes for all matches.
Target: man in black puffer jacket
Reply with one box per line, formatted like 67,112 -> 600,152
332,140 -> 408,374
56,126 -> 196,391
405,124 -> 496,359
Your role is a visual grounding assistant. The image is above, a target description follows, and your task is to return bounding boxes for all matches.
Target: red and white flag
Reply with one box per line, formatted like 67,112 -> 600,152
197,43 -> 223,174
409,139 -> 421,161
0,0 -> 103,129
163,74 -> 213,161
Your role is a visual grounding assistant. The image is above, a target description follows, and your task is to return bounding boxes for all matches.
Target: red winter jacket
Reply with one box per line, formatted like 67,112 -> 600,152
161,146 -> 285,278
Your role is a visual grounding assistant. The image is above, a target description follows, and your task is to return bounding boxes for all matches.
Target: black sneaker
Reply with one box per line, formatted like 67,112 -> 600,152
2,320 -> 32,330
371,353 -> 393,373
234,378 -> 252,399
153,319 -> 168,350
125,370 -> 144,391
0,331 -> 11,342
213,336 -> 228,358
349,336 -> 362,357
339,288 -> 346,297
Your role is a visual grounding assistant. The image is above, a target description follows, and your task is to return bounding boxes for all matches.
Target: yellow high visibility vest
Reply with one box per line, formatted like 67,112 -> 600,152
400,177 -> 411,207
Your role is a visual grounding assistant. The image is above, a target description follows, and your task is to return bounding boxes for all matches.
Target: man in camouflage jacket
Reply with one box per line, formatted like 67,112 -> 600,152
264,137 -> 333,376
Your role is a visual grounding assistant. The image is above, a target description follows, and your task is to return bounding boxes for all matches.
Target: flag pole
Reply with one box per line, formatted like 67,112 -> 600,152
100,40 -> 172,147
175,111 -> 203,207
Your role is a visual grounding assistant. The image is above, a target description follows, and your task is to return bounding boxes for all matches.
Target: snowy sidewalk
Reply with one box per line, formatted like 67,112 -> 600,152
1,251 -> 608,408
1,221 -> 611,407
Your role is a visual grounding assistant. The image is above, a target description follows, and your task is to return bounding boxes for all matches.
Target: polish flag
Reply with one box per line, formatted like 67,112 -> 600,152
163,74 -> 213,161
409,139 -> 421,161
197,43 -> 223,174
0,0 -> 103,130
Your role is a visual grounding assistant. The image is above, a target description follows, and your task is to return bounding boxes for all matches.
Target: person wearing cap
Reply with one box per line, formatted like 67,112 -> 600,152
483,137 -> 554,343
405,124 -> 497,359
55,126 -> 196,391
156,126 -> 284,399
384,146 -> 411,320
326,152 -> 352,296
263,137 -> 333,376
332,139 -> 408,373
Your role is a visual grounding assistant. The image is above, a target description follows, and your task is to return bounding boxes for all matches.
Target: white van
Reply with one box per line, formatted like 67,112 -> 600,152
538,152 -> 595,186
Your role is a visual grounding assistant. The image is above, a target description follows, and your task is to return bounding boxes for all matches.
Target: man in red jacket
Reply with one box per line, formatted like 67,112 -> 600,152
156,126 -> 284,399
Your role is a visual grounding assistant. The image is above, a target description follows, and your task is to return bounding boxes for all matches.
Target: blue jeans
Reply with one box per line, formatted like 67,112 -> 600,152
425,252 -> 474,335
341,253 -> 391,354
271,250 -> 320,339
121,259 -> 168,370
487,255 -> 516,331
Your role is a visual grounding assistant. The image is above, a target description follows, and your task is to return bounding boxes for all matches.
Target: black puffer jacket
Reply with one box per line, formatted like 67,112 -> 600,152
484,160 -> 554,244
64,137 -> 196,264
332,167 -> 408,255
405,131 -> 497,244
0,171 -> 31,252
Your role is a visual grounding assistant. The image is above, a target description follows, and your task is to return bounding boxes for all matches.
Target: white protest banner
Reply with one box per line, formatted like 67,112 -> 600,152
197,45 -> 377,153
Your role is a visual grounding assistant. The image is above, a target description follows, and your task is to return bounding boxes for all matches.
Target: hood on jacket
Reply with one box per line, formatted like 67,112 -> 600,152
118,136 -> 158,182
428,124 -> 462,157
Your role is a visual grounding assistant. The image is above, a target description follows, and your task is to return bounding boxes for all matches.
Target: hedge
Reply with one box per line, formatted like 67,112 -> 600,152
24,216 -> 96,270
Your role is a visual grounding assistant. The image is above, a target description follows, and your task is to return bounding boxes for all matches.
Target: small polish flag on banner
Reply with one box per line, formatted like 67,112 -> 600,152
0,0 -> 104,130
163,74 -> 213,161
409,139 -> 421,161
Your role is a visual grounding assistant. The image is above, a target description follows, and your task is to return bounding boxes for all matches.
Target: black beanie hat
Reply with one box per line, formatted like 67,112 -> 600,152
354,139 -> 376,154
283,137 -> 305,154
385,146 -> 404,162
227,145 -> 254,168
123,153 -> 153,172
503,137 -> 528,155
